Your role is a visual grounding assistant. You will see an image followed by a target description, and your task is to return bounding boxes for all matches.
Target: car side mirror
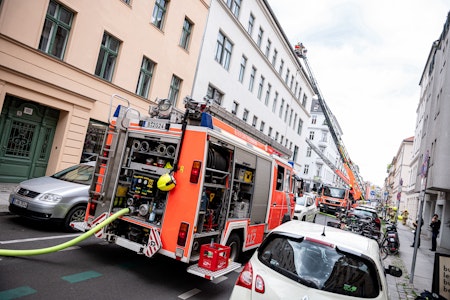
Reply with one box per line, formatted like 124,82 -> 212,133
386,265 -> 402,277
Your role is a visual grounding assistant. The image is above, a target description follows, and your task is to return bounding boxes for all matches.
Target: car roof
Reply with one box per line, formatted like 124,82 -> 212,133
270,220 -> 379,257
355,205 -> 377,212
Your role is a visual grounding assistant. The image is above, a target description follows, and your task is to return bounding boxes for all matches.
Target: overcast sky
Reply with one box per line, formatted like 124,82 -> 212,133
267,0 -> 450,187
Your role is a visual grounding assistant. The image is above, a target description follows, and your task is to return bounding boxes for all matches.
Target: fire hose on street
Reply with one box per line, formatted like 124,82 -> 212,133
0,208 -> 130,257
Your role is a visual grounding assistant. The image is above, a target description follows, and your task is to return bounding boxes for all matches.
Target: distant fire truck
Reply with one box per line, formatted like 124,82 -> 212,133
72,95 -> 298,279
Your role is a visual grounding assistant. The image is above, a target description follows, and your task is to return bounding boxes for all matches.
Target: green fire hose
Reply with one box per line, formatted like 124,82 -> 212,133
0,208 -> 130,257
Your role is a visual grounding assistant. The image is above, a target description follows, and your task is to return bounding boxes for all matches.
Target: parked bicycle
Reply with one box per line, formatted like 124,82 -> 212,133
378,222 -> 400,260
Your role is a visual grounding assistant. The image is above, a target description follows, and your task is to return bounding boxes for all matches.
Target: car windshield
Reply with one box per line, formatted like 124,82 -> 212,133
258,234 -> 380,298
323,187 -> 346,199
296,197 -> 306,205
353,209 -> 376,219
51,164 -> 94,185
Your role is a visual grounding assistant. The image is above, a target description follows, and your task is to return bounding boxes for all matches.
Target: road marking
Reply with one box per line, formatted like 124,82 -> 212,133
62,271 -> 102,283
178,288 -> 201,299
0,286 -> 36,299
0,234 -> 81,245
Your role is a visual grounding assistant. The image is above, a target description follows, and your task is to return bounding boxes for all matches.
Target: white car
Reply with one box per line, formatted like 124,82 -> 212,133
230,221 -> 402,300
293,193 -> 317,222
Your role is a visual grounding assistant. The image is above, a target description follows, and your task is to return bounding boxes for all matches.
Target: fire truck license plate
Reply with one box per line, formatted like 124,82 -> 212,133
146,120 -> 169,130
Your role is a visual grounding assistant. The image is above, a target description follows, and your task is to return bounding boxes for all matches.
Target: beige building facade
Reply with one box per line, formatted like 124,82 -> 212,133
0,0 -> 210,182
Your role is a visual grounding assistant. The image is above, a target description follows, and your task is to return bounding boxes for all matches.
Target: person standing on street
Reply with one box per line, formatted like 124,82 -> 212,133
430,214 -> 441,251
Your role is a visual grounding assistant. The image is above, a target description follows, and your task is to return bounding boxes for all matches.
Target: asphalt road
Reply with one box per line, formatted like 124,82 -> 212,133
0,215 -> 243,300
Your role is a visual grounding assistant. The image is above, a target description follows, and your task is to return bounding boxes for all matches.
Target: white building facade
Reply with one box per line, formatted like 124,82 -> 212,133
191,0 -> 314,174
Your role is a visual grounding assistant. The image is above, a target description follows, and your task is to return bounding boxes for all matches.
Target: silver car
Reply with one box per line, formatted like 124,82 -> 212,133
8,161 -> 95,231
293,193 -> 318,222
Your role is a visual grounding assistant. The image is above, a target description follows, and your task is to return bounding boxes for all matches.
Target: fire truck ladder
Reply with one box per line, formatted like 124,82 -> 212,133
89,95 -> 136,210
294,43 -> 365,199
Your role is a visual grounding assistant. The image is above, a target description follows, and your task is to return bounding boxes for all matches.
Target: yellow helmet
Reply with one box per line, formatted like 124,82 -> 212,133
157,173 -> 176,191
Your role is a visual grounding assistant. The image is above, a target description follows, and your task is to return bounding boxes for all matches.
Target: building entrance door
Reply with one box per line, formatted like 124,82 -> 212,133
0,95 -> 59,182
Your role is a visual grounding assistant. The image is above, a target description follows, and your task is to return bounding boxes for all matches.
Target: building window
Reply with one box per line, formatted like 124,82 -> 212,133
294,82 -> 298,95
248,66 -> 256,92
280,135 -> 284,144
95,32 -> 120,82
285,68 -> 290,84
275,131 -> 279,141
321,131 -> 328,142
168,74 -> 182,104
260,121 -> 265,132
232,101 -> 239,115
226,0 -> 241,18
207,84 -> 223,105
257,27 -> 264,47
289,109 -> 293,126
257,76 -> 265,100
311,115 -> 317,124
293,145 -> 299,162
247,13 -> 255,35
284,104 -> 289,122
238,55 -> 247,83
279,59 -> 284,75
309,131 -> 315,140
272,49 -> 277,66
179,18 -> 193,50
306,147 -> 312,157
265,84 -> 271,106
121,0 -> 131,4
136,57 -> 156,98
215,31 -> 233,70
294,113 -> 298,129
152,0 -> 168,29
272,92 -> 278,113
39,1 -> 73,60
268,127 -> 273,137
297,119 -> 303,135
279,99 -> 284,118
243,109 -> 249,122
304,164 -> 309,175
265,39 -> 271,57
302,94 -> 307,107
252,116 -> 258,127
290,75 -> 294,89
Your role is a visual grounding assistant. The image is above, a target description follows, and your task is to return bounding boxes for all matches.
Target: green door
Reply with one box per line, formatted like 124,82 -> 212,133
0,95 -> 59,183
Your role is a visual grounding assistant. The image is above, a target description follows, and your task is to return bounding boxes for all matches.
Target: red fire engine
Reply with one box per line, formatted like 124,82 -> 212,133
72,95 -> 298,279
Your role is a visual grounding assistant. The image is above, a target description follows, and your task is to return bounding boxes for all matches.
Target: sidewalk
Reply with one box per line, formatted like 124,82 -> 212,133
385,221 -> 450,299
0,183 -> 448,299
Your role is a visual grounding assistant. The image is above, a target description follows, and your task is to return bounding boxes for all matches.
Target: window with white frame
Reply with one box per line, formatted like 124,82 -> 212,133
302,94 -> 307,107
247,13 -> 255,35
311,115 -> 317,124
309,131 -> 315,140
304,164 -> 309,175
260,121 -> 265,132
272,92 -> 278,113
232,101 -> 239,115
252,115 -> 258,127
215,31 -> 233,70
226,0 -> 241,18
279,99 -> 284,118
306,147 -> 312,157
265,84 -> 271,106
265,39 -> 271,57
248,66 -> 256,92
272,49 -> 277,66
207,84 -> 223,105
297,119 -> 303,135
257,27 -> 264,47
257,75 -> 265,99
243,109 -> 249,121
238,55 -> 247,83
279,59 -> 284,75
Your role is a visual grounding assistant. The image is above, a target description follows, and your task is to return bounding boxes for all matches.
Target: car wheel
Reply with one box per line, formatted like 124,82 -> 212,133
63,205 -> 86,232
312,214 -> 316,223
302,216 -> 306,221
226,233 -> 242,262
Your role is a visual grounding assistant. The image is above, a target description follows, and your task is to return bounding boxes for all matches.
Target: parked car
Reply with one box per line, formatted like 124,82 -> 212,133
293,193 -> 317,222
230,221 -> 402,300
9,161 -> 95,231
348,205 -> 381,231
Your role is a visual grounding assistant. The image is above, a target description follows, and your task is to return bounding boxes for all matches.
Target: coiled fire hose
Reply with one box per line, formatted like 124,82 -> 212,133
0,208 -> 130,257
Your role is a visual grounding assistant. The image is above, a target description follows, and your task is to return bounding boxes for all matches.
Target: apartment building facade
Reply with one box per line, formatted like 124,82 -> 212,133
0,0 -> 210,182
302,98 -> 346,192
191,0 -> 314,175
412,11 -> 450,249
